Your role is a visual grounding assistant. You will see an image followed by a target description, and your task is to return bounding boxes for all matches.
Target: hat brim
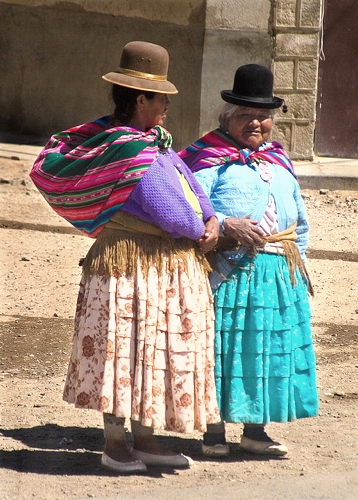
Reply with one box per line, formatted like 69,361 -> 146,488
221,90 -> 283,109
102,72 -> 178,94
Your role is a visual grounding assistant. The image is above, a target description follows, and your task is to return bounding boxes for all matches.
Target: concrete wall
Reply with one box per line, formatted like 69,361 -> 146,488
0,0 -> 323,157
200,0 -> 273,136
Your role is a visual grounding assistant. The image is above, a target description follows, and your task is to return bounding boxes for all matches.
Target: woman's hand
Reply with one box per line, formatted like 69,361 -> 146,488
223,216 -> 264,247
197,216 -> 219,253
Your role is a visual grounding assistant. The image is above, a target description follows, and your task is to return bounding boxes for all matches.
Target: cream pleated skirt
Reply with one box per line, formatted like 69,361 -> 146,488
63,252 -> 220,433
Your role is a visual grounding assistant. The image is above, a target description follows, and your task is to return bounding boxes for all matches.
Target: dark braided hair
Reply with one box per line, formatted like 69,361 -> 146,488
111,84 -> 155,126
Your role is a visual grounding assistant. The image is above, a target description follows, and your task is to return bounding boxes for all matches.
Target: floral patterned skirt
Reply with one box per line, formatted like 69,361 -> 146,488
63,252 -> 220,433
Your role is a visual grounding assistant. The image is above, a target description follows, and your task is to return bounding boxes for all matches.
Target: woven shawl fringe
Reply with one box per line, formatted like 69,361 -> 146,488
81,228 -> 211,279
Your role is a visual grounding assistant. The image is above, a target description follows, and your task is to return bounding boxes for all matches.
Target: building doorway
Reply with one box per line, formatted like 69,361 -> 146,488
315,0 -> 358,158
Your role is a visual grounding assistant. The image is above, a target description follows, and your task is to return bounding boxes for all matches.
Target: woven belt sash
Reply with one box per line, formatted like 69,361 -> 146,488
212,223 -> 313,295
81,211 -> 211,278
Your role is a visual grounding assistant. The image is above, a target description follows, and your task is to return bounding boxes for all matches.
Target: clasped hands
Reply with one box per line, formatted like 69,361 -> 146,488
197,215 -> 264,253
222,216 -> 264,247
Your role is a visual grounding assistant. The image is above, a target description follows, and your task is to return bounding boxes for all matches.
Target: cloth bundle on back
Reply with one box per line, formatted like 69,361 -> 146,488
30,41 -> 220,474
30,118 -> 173,237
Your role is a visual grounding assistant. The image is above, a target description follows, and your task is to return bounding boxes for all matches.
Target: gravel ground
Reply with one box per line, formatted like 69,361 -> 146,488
0,157 -> 357,500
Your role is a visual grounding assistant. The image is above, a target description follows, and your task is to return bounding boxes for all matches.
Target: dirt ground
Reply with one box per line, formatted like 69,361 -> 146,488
0,157 -> 357,500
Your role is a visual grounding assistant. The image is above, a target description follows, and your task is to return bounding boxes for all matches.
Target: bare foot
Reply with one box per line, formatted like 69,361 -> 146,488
132,436 -> 177,456
104,439 -> 136,463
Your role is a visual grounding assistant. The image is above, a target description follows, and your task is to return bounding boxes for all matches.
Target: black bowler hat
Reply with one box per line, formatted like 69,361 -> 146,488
221,64 -> 286,111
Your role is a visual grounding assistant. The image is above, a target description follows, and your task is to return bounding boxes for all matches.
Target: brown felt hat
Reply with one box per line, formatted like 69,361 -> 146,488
102,41 -> 178,94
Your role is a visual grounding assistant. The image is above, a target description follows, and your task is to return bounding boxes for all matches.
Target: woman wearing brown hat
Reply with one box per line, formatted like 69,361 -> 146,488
179,64 -> 319,458
30,41 -> 220,473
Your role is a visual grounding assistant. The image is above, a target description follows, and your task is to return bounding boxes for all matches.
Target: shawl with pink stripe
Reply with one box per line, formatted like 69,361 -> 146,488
178,128 -> 296,177
30,116 -> 172,237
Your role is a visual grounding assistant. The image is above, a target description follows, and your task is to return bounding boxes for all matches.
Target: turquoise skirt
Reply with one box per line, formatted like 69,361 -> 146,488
213,253 -> 319,424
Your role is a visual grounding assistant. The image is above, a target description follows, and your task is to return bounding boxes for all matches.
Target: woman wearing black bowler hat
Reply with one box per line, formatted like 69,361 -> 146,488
179,64 -> 319,457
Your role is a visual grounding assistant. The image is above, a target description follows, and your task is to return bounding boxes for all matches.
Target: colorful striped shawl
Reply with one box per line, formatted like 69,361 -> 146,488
178,128 -> 296,178
30,116 -> 172,237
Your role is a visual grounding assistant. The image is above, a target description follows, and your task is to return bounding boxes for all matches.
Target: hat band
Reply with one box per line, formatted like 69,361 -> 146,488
118,67 -> 167,82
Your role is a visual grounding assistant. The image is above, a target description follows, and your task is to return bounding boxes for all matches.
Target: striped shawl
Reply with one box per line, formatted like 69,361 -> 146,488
30,116 -> 172,237
178,128 -> 296,177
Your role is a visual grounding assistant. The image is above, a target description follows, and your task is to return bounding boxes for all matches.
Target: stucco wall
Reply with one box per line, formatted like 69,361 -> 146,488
4,0 -> 203,23
0,0 -> 322,157
0,1 -> 206,150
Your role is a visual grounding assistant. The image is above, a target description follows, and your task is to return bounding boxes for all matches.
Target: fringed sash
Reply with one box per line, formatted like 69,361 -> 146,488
211,223 -> 313,295
81,211 -> 212,279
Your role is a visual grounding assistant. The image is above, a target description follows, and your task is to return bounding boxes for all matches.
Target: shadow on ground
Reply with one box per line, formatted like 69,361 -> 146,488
0,424 -> 287,476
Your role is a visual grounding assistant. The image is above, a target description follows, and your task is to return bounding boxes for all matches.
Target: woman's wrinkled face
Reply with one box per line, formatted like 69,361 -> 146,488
228,107 -> 273,150
142,93 -> 170,130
